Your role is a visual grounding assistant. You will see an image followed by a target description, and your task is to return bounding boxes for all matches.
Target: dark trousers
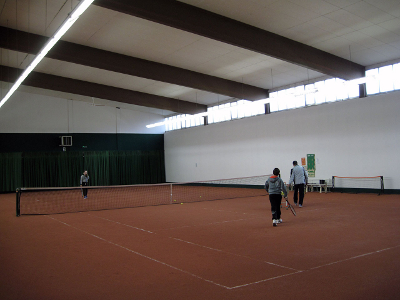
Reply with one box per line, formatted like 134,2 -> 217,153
269,194 -> 282,220
82,182 -> 88,197
293,184 -> 305,205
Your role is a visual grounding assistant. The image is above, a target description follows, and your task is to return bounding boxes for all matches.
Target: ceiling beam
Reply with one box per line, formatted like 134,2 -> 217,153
94,0 -> 365,80
0,26 -> 268,101
0,65 -> 207,114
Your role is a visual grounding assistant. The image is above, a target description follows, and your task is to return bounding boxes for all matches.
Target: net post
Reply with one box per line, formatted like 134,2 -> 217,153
332,176 -> 335,192
16,188 -> 21,217
170,184 -> 173,204
380,176 -> 384,195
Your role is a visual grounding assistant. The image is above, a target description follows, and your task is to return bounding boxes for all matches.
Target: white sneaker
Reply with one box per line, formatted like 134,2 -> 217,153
272,219 -> 278,227
278,219 -> 283,223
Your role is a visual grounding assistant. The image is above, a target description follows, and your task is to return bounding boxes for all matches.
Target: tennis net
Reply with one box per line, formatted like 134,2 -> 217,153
332,176 -> 384,195
16,174 -> 271,216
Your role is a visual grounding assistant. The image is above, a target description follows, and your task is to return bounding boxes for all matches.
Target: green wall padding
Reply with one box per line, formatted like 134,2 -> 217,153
0,150 -> 165,192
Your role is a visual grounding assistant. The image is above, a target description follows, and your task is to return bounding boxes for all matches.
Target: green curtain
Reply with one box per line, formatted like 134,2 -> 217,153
143,151 -> 166,184
0,152 -> 22,192
109,151 -> 125,185
108,151 -> 166,185
21,152 -> 64,188
22,152 -> 51,188
0,150 -> 165,192
84,151 -> 110,186
58,152 -> 84,187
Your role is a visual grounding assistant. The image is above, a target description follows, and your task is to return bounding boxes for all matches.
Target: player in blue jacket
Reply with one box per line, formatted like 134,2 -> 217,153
289,161 -> 308,207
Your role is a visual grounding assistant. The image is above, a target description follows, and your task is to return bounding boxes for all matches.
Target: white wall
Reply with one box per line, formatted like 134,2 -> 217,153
165,91 -> 400,190
0,89 -> 165,134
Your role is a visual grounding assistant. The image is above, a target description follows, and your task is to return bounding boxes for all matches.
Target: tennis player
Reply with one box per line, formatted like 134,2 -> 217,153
265,168 -> 288,227
80,170 -> 89,199
289,161 -> 308,207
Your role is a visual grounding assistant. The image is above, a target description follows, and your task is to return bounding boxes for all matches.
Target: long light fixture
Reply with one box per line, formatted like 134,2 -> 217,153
0,0 -> 94,109
146,75 -> 378,129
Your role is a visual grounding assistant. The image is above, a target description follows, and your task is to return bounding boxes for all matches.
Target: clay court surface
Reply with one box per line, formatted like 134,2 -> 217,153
1,192 -> 400,300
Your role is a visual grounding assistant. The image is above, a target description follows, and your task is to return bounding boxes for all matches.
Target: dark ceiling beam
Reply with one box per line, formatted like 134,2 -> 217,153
94,0 -> 365,80
0,26 -> 268,101
0,65 -> 207,114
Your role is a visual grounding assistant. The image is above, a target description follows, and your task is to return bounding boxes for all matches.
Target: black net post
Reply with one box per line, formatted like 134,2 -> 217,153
380,176 -> 384,195
16,188 -> 21,217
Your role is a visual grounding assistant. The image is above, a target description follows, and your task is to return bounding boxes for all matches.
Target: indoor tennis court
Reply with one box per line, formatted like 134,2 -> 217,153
1,191 -> 400,300
1,1 -> 400,300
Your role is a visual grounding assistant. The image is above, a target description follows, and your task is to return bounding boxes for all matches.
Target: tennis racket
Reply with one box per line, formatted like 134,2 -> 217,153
285,197 -> 296,216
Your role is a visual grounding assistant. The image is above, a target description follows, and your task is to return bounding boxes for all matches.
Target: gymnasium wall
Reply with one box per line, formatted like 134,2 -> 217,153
0,87 -> 165,134
164,90 -> 400,192
0,88 -> 165,151
0,88 -> 167,191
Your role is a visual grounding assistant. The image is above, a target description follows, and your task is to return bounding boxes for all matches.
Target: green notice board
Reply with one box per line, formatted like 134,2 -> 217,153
307,154 -> 315,177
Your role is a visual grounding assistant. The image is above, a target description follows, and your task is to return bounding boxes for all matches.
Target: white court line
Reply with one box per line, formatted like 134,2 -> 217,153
157,217 -> 266,231
47,216 -> 230,289
86,214 -> 155,234
89,213 -> 263,231
288,207 -> 328,213
88,213 -> 298,271
87,213 -> 259,233
172,237 -> 298,271
300,207 -> 328,212
202,207 -> 260,216
155,218 -> 256,231
228,271 -> 304,290
47,215 -> 400,290
229,245 -> 400,290
309,245 -> 400,270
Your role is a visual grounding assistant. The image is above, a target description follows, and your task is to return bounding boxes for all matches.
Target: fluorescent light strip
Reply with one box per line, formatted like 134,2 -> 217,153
0,0 -> 94,109
146,75 -> 377,129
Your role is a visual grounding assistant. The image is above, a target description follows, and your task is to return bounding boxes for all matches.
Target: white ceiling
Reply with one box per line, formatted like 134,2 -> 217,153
0,0 -> 399,115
